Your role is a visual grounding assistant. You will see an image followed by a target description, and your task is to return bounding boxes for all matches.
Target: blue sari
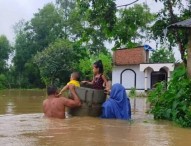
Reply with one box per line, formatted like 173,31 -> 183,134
101,83 -> 131,120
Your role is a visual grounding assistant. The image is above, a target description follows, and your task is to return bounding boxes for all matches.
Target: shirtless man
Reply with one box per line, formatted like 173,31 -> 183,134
43,85 -> 81,119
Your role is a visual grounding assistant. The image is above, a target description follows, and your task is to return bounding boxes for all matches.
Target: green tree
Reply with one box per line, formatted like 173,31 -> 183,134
3,65 -> 18,89
56,1 -> 154,54
69,0 -> 116,54
150,48 -> 175,63
11,1 -> 156,88
13,23 -> 44,88
13,3 -> 64,88
151,0 -> 191,65
0,68 -> 15,89
34,39 -> 79,85
77,0 -> 116,35
113,4 -> 155,49
56,0 -> 77,39
0,35 -> 11,73
0,35 -> 13,89
28,3 -> 64,51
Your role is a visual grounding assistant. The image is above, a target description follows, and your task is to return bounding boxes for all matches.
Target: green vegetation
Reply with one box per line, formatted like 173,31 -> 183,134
148,0 -> 191,127
0,1 -> 155,89
34,39 -> 78,85
0,35 -> 11,73
129,88 -> 137,98
79,52 -> 112,81
113,4 -> 155,49
151,0 -> 191,68
150,48 -> 176,63
0,0 -> 191,128
148,66 -> 191,127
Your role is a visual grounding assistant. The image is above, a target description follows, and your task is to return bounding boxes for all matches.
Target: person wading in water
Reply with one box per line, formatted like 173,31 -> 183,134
43,85 -> 81,119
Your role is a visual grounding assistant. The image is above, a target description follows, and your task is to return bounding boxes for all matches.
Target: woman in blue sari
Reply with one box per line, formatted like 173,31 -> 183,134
101,83 -> 131,120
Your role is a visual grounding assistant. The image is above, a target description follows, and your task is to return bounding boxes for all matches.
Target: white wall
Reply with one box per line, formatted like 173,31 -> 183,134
112,65 -> 145,90
112,64 -> 174,92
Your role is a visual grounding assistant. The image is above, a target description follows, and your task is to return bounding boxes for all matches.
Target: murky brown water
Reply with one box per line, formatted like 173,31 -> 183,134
0,90 -> 191,146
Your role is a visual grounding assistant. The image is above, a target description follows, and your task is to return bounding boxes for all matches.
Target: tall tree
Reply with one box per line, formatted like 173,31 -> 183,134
28,3 -> 64,51
74,0 -> 117,54
56,0 -> 76,39
13,3 -> 64,88
151,0 -> 191,65
76,0 -> 116,35
13,20 -> 43,88
0,35 -> 11,89
0,35 -> 11,73
113,4 -> 155,49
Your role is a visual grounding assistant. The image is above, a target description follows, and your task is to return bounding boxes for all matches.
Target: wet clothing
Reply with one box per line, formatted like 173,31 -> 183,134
67,80 -> 80,87
101,83 -> 131,120
93,74 -> 104,90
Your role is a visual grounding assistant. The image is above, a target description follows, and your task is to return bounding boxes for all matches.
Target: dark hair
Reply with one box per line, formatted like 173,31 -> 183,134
94,60 -> 104,73
71,72 -> 80,81
47,86 -> 57,95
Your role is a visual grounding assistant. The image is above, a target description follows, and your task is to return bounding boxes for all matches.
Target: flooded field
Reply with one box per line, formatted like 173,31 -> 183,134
0,90 -> 191,146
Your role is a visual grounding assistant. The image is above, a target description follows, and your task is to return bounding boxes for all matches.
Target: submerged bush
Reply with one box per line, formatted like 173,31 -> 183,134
148,66 -> 191,127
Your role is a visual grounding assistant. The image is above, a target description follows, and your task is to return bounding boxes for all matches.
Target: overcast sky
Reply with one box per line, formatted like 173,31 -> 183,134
0,0 -> 162,42
0,0 -> 185,61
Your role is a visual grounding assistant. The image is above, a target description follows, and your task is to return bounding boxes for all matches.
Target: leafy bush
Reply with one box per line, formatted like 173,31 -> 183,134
148,66 -> 191,127
34,39 -> 77,85
129,87 -> 137,98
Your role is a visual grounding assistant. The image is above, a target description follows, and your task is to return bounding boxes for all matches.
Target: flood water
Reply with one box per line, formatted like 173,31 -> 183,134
0,90 -> 191,146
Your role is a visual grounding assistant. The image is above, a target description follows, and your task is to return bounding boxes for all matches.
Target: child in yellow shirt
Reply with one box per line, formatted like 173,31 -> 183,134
58,72 -> 80,95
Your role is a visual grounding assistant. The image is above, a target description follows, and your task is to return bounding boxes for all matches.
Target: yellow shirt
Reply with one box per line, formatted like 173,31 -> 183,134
67,80 -> 80,87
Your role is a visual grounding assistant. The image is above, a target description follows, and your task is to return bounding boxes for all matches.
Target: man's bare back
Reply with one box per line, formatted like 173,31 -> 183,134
43,85 -> 81,119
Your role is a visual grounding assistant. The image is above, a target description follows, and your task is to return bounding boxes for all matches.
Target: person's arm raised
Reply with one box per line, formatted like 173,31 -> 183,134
58,84 -> 69,96
63,85 -> 81,108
